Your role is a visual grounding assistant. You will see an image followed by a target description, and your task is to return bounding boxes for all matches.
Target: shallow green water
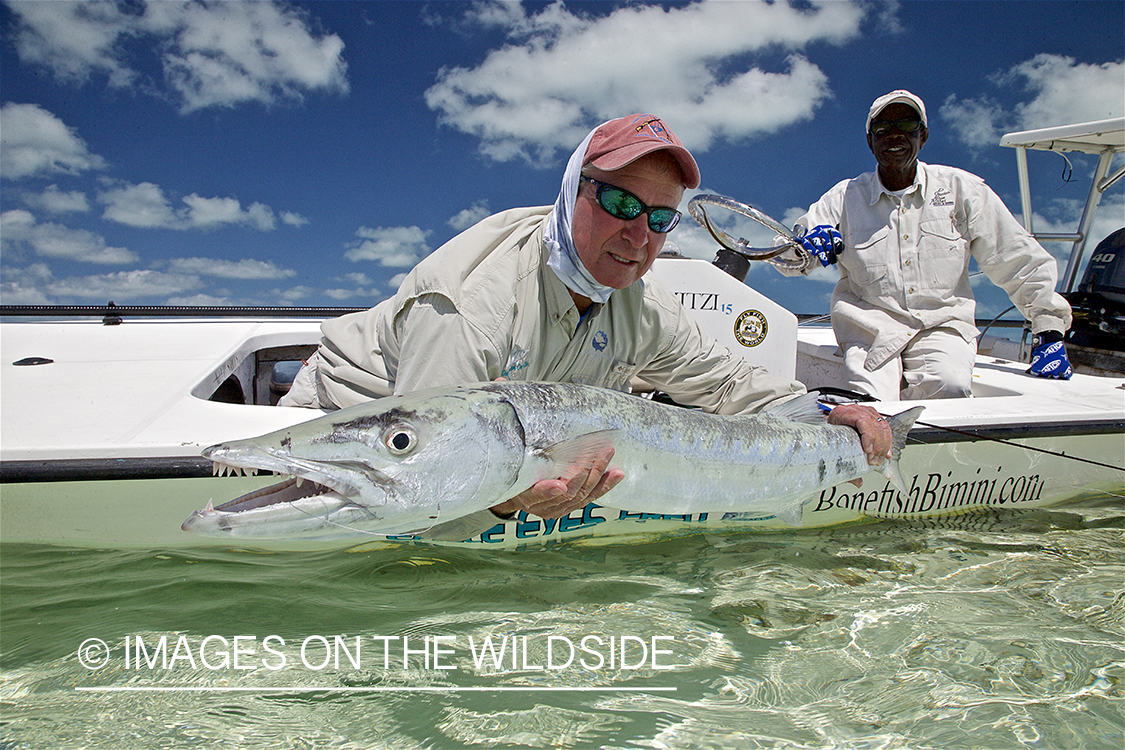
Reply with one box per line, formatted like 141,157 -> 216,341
2,497 -> 1123,749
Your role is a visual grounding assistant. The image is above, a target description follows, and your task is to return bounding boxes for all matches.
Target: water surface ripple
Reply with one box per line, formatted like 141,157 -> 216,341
2,498 -> 1122,749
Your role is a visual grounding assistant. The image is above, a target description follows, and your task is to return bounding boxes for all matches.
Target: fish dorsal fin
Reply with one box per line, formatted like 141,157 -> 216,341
766,392 -> 827,426
538,429 -> 622,475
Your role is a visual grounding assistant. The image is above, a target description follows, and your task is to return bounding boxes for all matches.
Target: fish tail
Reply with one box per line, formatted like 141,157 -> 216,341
881,405 -> 924,494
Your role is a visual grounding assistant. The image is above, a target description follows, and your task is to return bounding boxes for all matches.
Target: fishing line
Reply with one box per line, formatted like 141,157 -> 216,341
909,419 -> 1125,473
814,387 -> 1124,474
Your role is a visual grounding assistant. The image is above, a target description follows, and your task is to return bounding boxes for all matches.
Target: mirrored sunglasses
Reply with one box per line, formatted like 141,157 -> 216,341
580,176 -> 681,233
869,118 -> 924,136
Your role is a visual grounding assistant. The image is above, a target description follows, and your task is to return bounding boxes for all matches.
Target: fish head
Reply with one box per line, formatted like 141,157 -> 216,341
183,385 -> 527,539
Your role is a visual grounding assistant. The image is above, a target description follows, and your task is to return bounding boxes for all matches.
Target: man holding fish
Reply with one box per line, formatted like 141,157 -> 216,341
279,114 -> 891,535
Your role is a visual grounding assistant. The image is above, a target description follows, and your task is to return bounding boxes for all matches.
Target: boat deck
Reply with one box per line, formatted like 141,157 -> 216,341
1,319 -> 324,462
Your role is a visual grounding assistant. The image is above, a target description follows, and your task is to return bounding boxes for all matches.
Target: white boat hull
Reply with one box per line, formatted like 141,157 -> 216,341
2,314 -> 1120,550
3,428 -> 1120,550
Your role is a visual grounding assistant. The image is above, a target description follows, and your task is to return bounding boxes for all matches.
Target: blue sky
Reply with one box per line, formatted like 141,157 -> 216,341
2,0 -> 1123,321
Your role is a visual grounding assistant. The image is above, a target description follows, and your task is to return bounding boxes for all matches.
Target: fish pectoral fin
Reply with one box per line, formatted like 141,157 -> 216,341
766,392 -> 826,425
538,429 -> 622,478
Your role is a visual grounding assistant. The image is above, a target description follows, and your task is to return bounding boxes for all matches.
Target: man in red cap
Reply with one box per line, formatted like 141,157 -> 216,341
281,114 -> 890,537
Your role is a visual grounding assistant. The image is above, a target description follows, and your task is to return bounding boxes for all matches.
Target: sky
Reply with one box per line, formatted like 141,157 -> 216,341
1,0 -> 1123,321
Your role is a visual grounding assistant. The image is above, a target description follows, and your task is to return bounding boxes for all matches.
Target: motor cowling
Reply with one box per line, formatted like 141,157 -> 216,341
1065,228 -> 1125,352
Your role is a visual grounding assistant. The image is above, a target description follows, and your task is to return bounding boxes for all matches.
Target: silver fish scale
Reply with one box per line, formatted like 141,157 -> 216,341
488,382 -> 870,514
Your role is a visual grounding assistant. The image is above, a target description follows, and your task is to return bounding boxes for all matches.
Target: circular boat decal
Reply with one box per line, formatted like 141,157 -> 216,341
734,309 -> 768,347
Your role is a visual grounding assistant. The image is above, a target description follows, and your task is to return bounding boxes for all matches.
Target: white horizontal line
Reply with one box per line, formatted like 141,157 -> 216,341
76,686 -> 677,693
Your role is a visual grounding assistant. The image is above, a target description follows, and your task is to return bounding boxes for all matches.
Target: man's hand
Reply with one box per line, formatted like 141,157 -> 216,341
489,447 -> 624,520
827,403 -> 892,467
799,225 -> 844,267
1027,331 -> 1072,380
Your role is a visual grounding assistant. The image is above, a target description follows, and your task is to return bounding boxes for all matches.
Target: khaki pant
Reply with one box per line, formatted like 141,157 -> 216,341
843,327 -> 977,401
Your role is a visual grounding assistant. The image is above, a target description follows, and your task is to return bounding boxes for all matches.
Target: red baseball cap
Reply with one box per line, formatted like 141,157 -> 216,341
583,114 -> 701,189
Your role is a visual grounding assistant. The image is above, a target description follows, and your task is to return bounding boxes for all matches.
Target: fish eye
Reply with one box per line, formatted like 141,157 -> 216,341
383,424 -> 418,456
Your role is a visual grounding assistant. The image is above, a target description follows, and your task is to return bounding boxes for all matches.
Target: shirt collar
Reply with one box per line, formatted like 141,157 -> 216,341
868,162 -> 927,205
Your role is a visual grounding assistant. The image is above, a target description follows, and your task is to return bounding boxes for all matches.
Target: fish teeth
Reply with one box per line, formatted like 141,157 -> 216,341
209,461 -> 259,477
295,476 -> 304,488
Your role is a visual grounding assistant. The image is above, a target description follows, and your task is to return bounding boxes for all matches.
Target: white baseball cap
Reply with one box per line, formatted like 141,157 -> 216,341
866,90 -> 927,132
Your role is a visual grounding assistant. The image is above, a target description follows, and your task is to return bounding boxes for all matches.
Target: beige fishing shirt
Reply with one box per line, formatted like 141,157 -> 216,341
781,162 -> 1071,371
313,205 -> 803,413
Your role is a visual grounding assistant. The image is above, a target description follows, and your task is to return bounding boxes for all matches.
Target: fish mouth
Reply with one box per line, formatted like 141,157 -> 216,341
182,445 -> 392,533
206,469 -> 347,513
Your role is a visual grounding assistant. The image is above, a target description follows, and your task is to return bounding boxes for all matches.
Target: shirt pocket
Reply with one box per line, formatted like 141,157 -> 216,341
841,225 -> 892,296
919,215 -> 969,285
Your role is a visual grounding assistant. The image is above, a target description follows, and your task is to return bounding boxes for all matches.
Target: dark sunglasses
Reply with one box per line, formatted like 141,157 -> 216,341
869,118 -> 924,136
580,176 -> 681,233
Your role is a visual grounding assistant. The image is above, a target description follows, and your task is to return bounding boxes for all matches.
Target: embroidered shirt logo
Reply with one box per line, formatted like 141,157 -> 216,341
592,331 -> 608,351
931,188 -> 953,207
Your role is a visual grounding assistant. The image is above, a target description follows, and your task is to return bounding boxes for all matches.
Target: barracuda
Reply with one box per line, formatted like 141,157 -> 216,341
182,382 -> 922,540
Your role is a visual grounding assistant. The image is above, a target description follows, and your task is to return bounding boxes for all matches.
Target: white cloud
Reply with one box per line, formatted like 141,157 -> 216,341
0,263 -> 54,305
271,285 -> 316,304
99,182 -> 179,228
46,269 -> 203,300
323,287 -> 366,301
181,194 -> 277,231
7,0 -> 349,114
98,181 -> 290,232
7,1 -> 137,87
0,262 -> 205,305
0,102 -> 107,180
22,185 -> 90,214
345,225 -> 432,267
166,257 -> 296,280
1,209 -> 137,264
165,293 -> 235,306
281,211 -> 310,228
942,54 -> 1125,149
424,0 -> 869,165
448,200 -> 491,231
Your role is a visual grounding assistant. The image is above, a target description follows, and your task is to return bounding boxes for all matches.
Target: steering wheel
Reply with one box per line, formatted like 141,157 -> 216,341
688,195 -> 812,272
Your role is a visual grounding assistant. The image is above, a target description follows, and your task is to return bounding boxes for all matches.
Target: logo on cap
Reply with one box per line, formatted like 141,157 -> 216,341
634,118 -> 672,144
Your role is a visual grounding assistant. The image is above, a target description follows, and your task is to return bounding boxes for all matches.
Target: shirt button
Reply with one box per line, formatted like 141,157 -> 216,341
904,260 -> 911,266
908,287 -> 915,294
902,234 -> 910,240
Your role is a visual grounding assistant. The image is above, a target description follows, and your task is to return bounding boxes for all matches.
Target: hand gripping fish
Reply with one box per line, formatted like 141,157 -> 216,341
183,382 -> 922,540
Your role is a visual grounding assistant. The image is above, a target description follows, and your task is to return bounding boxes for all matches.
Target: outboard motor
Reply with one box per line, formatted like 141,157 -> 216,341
1064,228 -> 1125,352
